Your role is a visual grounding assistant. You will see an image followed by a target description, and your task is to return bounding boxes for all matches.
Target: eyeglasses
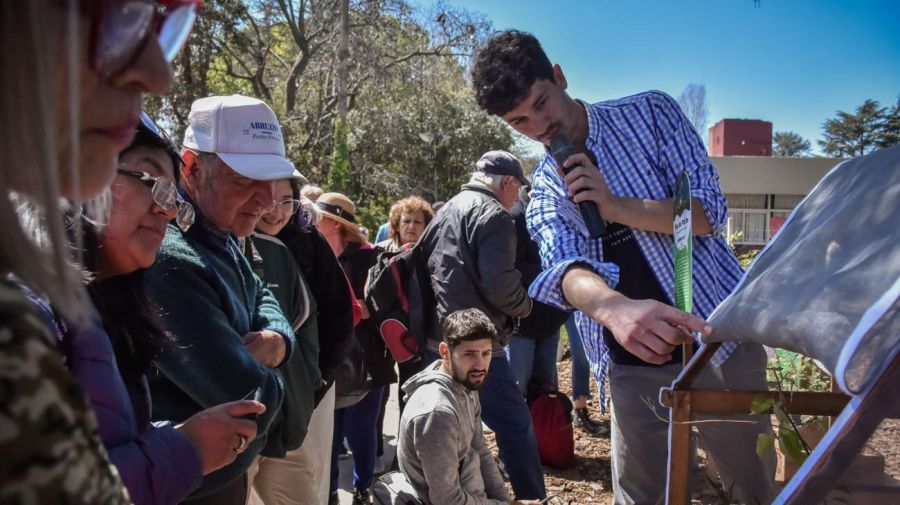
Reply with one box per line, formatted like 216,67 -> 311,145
89,0 -> 201,80
276,198 -> 302,215
117,168 -> 195,231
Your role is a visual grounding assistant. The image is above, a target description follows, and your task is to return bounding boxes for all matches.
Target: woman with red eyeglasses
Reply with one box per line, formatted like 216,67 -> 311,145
0,2 -> 230,504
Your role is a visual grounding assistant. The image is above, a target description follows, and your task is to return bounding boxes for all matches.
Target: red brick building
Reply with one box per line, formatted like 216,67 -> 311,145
708,119 -> 773,156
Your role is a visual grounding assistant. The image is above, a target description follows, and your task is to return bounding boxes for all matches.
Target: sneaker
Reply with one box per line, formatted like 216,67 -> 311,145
352,488 -> 371,505
574,407 -> 609,436
327,491 -> 339,505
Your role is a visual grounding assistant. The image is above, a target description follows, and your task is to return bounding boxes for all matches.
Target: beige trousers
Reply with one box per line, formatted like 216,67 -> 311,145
609,343 -> 778,505
247,384 -> 336,505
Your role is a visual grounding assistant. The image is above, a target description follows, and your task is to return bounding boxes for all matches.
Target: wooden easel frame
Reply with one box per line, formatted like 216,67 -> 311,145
659,342 -> 876,504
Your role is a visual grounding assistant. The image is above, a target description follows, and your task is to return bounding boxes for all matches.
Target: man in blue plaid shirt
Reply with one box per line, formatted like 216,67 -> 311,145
471,31 -> 777,504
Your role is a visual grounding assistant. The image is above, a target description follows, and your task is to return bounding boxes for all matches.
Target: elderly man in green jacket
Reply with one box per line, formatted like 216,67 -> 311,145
146,95 -> 302,504
241,175 -> 330,505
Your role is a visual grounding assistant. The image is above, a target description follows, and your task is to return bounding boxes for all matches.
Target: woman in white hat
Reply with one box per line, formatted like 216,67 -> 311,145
316,193 -> 396,505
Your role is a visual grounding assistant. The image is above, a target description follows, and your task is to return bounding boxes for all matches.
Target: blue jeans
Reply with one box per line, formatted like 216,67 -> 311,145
506,332 -> 560,396
566,315 -> 592,400
330,386 -> 385,493
427,350 -> 546,500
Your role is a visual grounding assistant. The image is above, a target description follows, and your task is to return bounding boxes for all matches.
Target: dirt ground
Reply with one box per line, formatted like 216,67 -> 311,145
869,419 -> 900,480
482,355 -> 725,504
483,353 -> 900,505
483,355 -> 615,504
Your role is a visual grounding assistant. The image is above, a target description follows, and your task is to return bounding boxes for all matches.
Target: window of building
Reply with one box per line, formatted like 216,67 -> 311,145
727,210 -> 768,245
725,193 -> 805,245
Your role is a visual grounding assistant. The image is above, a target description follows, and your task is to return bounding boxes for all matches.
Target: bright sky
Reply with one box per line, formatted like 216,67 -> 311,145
428,0 -> 900,156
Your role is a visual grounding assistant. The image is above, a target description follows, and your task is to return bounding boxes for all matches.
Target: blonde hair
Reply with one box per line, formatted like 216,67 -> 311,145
0,1 -> 92,322
300,184 -> 323,202
300,196 -> 322,225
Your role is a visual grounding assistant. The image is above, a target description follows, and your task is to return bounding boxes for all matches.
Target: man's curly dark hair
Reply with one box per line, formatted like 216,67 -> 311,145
442,308 -> 498,350
471,30 -> 554,117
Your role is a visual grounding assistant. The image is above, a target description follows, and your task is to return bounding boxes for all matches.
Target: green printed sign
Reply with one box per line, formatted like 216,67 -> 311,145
673,171 -> 692,314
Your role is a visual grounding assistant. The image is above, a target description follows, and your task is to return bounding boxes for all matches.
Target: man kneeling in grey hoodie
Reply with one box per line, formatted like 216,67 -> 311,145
398,308 -> 542,505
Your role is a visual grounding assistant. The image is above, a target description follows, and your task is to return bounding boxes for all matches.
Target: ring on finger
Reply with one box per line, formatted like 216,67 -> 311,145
234,434 -> 248,453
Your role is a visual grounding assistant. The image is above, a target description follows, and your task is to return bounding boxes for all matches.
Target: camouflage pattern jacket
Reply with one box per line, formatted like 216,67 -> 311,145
0,278 -> 131,505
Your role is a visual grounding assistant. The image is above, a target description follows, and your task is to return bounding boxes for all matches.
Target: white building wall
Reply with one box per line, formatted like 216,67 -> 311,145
711,156 -> 847,245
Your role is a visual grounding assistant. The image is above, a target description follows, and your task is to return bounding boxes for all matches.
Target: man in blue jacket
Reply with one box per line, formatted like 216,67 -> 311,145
147,95 -> 301,504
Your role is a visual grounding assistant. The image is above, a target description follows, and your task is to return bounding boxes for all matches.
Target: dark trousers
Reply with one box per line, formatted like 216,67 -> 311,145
396,359 -> 424,414
376,384 -> 389,457
180,472 -> 247,505
330,386 -> 385,492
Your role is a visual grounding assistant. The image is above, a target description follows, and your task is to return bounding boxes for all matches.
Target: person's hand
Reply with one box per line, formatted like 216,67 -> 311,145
243,330 -> 287,368
556,152 -> 620,218
176,400 -> 265,475
593,295 -> 713,365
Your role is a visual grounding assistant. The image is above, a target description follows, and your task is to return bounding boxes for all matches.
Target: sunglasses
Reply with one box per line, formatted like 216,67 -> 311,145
117,168 -> 195,231
89,0 -> 201,80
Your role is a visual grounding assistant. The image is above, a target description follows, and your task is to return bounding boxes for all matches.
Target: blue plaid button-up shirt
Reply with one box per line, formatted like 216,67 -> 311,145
525,91 -> 744,407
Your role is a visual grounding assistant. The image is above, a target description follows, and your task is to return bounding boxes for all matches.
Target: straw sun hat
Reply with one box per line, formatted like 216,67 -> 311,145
315,192 -> 366,242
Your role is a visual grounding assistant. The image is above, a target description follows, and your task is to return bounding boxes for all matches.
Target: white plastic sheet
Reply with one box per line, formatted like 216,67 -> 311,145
704,146 -> 900,395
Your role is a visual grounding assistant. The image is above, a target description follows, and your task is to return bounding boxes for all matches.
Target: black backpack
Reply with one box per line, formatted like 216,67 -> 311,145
365,243 -> 436,363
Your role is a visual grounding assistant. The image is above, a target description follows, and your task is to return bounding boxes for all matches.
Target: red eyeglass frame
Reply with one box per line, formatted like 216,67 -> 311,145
85,0 -> 202,80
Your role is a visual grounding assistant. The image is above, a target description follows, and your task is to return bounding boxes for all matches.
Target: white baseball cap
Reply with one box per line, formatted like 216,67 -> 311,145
183,95 -> 302,181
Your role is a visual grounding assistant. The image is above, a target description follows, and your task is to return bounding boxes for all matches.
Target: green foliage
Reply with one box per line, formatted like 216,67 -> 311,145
752,350 -> 831,465
329,116 -> 350,192
773,131 -> 811,157
767,349 -> 831,394
880,97 -> 900,148
145,0 -> 509,217
755,433 -> 775,459
750,395 -> 774,415
354,196 -> 392,239
819,98 -> 898,157
776,416 -> 808,465
751,394 -> 811,465
727,233 -> 761,268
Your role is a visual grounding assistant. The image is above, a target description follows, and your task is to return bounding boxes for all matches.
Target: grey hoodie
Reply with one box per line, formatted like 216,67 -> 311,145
398,361 -> 510,505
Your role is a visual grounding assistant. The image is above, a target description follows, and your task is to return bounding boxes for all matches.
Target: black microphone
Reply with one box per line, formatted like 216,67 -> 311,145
550,135 -> 605,238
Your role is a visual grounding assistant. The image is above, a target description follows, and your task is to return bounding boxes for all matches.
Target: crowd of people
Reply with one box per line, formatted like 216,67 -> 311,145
1,2 -> 778,505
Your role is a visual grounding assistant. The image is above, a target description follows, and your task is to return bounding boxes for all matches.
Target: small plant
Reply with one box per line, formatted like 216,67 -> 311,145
727,231 -> 762,268
752,350 -> 831,465
772,350 -> 830,391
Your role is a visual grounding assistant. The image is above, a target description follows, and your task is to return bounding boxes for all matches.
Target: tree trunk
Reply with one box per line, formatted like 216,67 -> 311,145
336,0 -> 349,120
